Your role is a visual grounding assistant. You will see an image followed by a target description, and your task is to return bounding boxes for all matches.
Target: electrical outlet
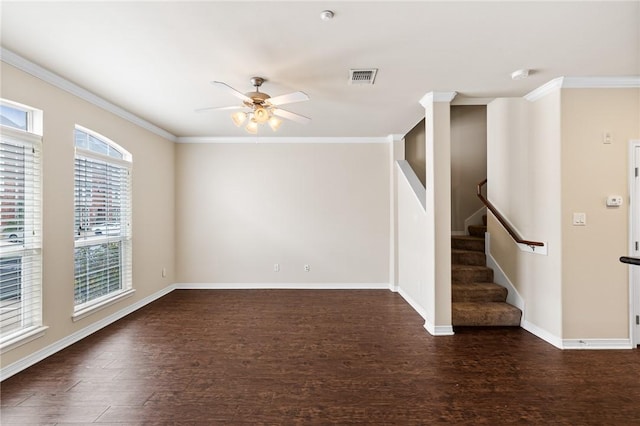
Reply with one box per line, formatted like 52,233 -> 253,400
304,264 -> 310,272
162,267 -> 167,278
274,263 -> 280,272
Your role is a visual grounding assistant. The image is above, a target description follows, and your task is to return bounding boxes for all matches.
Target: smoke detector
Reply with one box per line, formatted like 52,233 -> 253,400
320,10 -> 334,21
511,69 -> 530,80
349,69 -> 378,85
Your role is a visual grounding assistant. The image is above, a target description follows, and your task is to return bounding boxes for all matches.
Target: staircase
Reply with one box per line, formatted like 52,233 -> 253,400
451,216 -> 522,326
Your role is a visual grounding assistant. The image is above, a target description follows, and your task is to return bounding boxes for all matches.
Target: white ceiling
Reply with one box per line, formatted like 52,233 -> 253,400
1,1 -> 638,139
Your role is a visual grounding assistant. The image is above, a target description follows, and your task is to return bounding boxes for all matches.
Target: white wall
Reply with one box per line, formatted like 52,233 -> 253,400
175,142 -> 390,286
487,95 -> 563,342
0,63 -> 176,368
396,161 -> 429,320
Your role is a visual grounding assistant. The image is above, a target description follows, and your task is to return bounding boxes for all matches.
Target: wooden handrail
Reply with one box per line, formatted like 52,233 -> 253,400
476,179 -> 545,249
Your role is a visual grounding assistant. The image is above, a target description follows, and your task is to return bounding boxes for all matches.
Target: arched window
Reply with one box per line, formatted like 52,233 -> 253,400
73,126 -> 133,317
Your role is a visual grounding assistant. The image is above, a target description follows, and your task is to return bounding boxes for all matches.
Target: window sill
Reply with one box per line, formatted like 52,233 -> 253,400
0,326 -> 49,354
72,289 -> 136,322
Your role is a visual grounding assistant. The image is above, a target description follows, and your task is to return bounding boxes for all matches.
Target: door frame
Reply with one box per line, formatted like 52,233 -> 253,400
628,140 -> 640,347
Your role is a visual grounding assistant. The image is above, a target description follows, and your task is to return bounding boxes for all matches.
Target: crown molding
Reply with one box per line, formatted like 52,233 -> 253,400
387,134 -> 405,143
525,76 -> 640,102
524,77 -> 564,102
451,97 -> 494,106
419,91 -> 457,107
1,47 -> 177,142
175,136 -> 391,144
561,76 -> 640,89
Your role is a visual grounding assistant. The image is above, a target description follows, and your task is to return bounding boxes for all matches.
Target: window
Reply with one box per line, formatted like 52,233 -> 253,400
0,100 -> 43,347
74,126 -> 132,316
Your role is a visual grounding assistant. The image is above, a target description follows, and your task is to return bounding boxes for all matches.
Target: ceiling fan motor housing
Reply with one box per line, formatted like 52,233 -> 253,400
244,91 -> 271,107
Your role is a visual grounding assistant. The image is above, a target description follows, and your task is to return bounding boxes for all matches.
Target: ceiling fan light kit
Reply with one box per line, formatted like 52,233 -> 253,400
197,76 -> 311,134
231,111 -> 247,127
245,119 -> 258,135
253,106 -> 270,123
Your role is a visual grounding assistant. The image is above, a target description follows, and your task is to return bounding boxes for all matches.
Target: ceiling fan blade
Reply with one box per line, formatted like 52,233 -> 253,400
273,108 -> 311,124
265,91 -> 310,106
210,81 -> 252,103
195,105 -> 244,113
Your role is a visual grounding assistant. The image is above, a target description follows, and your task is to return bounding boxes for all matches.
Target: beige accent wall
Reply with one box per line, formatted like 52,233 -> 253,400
488,87 -> 640,342
404,119 -> 426,187
0,63 -> 175,368
561,89 -> 639,338
175,142 -> 390,284
422,100 -> 453,330
450,105 -> 487,232
432,102 -> 453,328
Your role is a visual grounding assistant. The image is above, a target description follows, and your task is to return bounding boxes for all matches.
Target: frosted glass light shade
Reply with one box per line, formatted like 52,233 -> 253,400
231,111 -> 247,127
253,107 -> 269,124
245,119 -> 258,134
268,116 -> 282,131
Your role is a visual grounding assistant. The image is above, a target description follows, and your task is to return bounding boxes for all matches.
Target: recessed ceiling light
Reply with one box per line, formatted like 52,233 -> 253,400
320,10 -> 334,21
511,69 -> 530,80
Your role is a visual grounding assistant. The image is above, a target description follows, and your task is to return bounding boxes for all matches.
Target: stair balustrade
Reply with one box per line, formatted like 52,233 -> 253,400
476,179 -> 545,251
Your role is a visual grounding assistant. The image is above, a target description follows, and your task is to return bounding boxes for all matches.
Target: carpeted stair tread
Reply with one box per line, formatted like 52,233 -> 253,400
452,302 -> 521,326
468,225 -> 487,238
452,282 -> 508,302
451,235 -> 485,252
452,249 -> 486,266
450,215 -> 522,327
452,264 -> 494,283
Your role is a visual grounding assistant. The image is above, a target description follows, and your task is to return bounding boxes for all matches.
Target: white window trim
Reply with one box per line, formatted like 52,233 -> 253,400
0,99 -> 43,136
72,288 -> 135,322
0,106 -> 44,349
0,326 -> 48,354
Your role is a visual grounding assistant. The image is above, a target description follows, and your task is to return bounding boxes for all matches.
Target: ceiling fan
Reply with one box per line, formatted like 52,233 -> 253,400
196,77 -> 311,133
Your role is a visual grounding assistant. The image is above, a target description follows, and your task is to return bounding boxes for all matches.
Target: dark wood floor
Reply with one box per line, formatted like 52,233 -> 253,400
1,290 -> 639,424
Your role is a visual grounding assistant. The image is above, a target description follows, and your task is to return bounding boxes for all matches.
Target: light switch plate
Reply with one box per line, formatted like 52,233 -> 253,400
573,212 -> 586,226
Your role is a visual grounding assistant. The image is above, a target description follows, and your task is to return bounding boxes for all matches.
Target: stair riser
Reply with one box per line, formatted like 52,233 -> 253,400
452,251 -> 485,266
452,308 -> 522,327
452,287 -> 507,303
451,238 -> 485,252
467,225 -> 487,238
452,268 -> 494,284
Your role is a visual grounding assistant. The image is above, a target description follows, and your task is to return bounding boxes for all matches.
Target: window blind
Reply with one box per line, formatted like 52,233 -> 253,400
74,128 -> 131,310
0,128 -> 42,343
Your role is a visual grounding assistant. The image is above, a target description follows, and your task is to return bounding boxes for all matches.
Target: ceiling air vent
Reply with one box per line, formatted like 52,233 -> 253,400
349,68 -> 377,85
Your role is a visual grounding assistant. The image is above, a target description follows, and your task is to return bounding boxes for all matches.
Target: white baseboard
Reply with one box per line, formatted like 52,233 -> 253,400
397,287 -> 427,319
397,287 -> 454,336
0,284 -> 177,381
485,238 -> 525,311
424,321 -> 455,336
521,319 -> 563,349
174,282 -> 390,290
561,338 -> 633,350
